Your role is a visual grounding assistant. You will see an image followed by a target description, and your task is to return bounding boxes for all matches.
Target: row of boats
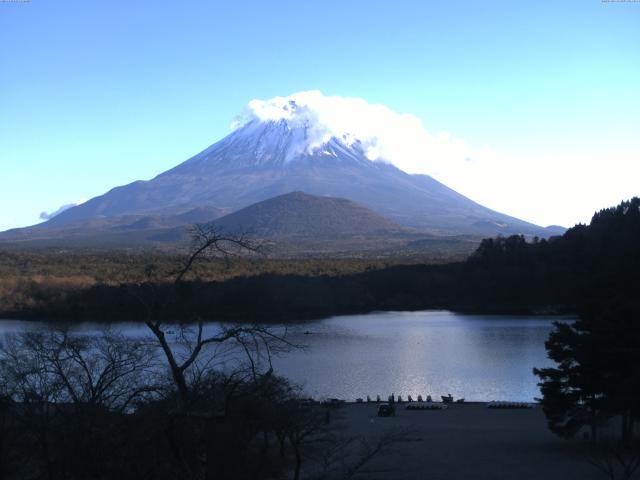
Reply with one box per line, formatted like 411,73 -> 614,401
356,394 -> 463,404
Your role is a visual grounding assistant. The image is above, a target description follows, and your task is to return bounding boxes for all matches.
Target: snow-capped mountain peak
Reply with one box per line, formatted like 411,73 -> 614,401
231,91 -> 389,164
19,91 -> 555,240
184,116 -> 371,170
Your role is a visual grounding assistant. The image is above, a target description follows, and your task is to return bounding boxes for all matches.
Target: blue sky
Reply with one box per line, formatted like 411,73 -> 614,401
1,0 -> 639,231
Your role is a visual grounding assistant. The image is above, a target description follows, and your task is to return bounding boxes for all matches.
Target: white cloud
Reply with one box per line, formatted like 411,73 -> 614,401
234,90 -> 493,177
233,91 -> 639,228
39,201 -> 84,220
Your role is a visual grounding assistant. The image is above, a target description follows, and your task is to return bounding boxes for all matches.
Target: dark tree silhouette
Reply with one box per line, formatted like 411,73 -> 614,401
534,318 -> 607,440
535,305 -> 640,443
137,223 -> 294,404
0,329 -> 159,479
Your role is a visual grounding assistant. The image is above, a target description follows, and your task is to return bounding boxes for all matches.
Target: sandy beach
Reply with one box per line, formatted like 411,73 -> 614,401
329,403 -> 603,480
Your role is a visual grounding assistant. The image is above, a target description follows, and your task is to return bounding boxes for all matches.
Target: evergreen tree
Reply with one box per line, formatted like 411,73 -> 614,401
534,318 -> 606,440
535,304 -> 640,443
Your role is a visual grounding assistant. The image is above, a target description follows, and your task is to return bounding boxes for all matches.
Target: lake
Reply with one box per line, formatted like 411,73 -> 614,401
0,310 -> 569,402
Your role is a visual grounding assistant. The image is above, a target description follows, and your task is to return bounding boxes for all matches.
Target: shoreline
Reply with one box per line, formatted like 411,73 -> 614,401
0,306 -> 576,324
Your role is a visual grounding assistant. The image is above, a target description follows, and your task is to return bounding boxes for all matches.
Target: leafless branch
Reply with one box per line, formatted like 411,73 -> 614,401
586,440 -> 640,480
174,223 -> 260,285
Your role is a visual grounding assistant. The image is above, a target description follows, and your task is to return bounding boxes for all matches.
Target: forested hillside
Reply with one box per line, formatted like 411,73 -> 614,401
1,198 -> 638,322
465,197 -> 640,312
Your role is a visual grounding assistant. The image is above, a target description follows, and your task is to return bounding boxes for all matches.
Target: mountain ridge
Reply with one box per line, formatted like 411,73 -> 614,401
2,111 -> 565,246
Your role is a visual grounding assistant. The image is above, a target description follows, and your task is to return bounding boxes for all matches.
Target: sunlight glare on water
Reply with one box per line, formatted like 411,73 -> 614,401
0,311 -> 569,402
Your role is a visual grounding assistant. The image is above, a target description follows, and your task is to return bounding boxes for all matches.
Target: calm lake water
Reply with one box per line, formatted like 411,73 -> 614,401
0,310 -> 569,401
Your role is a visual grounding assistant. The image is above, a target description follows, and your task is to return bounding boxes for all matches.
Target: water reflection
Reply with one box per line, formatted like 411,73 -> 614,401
0,311 -> 570,401
270,311 -> 569,401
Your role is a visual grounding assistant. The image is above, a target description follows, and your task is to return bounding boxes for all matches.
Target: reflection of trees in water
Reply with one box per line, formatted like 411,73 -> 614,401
0,224 -> 408,479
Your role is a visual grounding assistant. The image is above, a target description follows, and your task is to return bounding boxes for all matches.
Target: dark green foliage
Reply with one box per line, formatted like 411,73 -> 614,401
531,198 -> 640,442
467,197 -> 640,312
534,318 -> 607,439
534,305 -> 640,442
1,197 -> 639,323
0,251 -> 470,320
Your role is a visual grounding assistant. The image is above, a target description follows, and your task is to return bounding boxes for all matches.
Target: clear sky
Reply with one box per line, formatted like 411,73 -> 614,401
1,0 -> 638,232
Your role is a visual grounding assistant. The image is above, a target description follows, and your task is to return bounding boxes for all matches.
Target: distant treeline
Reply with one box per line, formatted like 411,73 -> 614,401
2,198 -> 639,322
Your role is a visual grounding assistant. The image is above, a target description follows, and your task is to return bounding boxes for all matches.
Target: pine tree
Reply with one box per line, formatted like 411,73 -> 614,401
534,305 -> 640,443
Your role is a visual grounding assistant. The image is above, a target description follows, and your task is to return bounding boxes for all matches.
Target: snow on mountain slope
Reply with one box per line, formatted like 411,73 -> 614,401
25,92 -> 554,237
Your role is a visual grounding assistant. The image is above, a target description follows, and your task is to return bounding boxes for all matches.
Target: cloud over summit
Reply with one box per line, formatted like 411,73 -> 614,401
234,90 -> 490,177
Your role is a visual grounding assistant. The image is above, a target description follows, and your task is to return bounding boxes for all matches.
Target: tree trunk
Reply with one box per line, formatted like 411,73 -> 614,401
590,400 -> 598,444
165,415 -> 190,477
38,428 -> 55,480
621,412 -> 632,446
0,431 -> 5,480
276,431 -> 286,458
145,321 -> 189,402
293,443 -> 302,480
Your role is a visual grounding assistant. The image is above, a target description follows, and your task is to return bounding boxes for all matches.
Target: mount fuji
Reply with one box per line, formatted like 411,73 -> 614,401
1,92 -> 563,249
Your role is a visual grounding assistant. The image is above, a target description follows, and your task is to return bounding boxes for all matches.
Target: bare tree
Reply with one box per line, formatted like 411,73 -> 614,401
2,329 -> 158,412
141,224 -> 296,405
286,415 -> 415,480
340,427 -> 415,479
587,440 -> 640,480
0,328 -> 159,480
129,224 -> 303,480
286,407 -> 328,480
173,224 -> 257,285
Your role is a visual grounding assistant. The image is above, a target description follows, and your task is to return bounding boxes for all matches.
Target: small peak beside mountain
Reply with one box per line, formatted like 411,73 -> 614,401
212,191 -> 405,238
1,91 -> 557,243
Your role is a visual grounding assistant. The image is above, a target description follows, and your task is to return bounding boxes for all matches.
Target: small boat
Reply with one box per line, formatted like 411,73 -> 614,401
487,401 -> 533,409
406,402 -> 447,410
